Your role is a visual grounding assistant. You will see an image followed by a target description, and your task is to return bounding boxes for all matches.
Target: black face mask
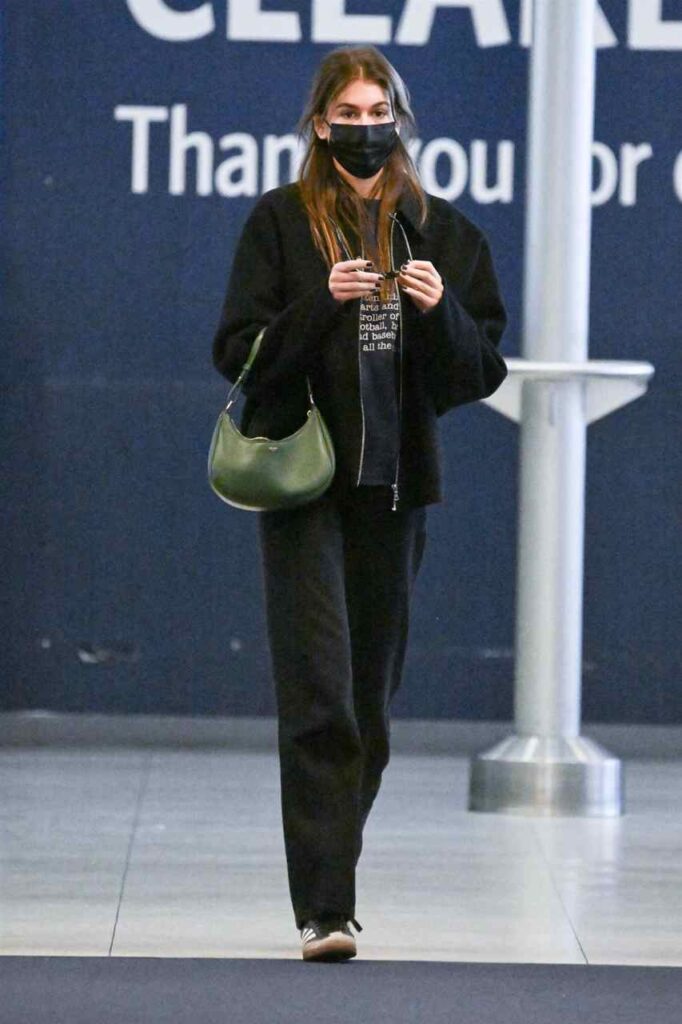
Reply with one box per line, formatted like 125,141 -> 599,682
324,119 -> 399,179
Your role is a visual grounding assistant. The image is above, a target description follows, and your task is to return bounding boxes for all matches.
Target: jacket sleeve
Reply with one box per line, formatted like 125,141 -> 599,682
420,230 -> 508,417
211,194 -> 346,401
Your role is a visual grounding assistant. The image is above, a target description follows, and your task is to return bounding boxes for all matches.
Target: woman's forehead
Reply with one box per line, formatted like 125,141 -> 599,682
330,80 -> 389,108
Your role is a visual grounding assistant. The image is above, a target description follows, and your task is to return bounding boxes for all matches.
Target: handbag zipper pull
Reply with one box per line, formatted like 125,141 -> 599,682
391,482 -> 399,511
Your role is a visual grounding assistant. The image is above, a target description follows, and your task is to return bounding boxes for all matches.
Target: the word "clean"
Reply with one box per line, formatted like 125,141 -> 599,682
126,0 -> 682,51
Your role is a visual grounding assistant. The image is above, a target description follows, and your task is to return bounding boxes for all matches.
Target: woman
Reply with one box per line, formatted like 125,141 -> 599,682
212,45 -> 508,962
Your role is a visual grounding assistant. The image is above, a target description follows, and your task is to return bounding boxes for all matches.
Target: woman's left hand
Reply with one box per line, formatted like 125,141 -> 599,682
397,260 -> 444,313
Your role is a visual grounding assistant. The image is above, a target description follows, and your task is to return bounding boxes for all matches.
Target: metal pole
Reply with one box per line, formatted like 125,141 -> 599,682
523,0 -> 594,368
467,0 -> 653,815
516,0 -> 594,745
515,381 -> 586,741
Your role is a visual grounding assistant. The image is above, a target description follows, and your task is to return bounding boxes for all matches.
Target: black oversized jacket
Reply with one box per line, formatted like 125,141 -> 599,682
211,181 -> 508,508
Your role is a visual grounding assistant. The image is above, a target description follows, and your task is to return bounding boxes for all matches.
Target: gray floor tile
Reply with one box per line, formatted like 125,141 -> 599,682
0,749 -> 150,955
0,901 -> 122,956
0,747 -> 680,963
531,788 -> 682,966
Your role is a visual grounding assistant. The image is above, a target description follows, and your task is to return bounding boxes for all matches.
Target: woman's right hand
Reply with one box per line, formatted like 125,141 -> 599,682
328,258 -> 383,302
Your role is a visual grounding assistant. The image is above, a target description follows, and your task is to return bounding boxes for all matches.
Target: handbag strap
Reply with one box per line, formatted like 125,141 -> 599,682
224,327 -> 315,412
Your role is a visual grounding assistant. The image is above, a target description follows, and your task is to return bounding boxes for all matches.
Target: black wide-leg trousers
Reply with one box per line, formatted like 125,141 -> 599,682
257,485 -> 427,930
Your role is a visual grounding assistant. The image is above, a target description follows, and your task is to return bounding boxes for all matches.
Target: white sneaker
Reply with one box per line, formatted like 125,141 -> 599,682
300,916 -> 363,962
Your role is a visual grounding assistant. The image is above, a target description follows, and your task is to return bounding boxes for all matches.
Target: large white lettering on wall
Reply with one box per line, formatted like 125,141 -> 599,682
125,0 -> 682,49
114,104 -> 665,205
114,104 -> 303,195
629,0 -> 682,50
126,0 -> 215,41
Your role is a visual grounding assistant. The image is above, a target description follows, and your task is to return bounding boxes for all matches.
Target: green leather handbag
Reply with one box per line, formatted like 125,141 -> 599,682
208,327 -> 336,511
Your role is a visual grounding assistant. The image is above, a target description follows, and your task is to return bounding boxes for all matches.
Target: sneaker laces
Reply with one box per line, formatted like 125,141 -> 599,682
301,915 -> 363,934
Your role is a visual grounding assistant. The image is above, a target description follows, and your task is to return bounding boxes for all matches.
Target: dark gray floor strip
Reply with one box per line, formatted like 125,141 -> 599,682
0,957 -> 680,1024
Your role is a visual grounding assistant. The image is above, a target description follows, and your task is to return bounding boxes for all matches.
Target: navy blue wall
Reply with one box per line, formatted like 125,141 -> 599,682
2,1 -> 680,722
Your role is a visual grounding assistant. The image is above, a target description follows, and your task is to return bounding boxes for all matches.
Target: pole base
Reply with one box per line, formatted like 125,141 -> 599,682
468,734 -> 624,816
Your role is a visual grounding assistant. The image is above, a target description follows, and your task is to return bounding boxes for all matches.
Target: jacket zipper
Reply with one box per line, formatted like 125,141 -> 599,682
388,213 -> 415,512
389,215 -> 402,511
392,288 -> 403,512
355,227 -> 368,486
356,303 -> 367,486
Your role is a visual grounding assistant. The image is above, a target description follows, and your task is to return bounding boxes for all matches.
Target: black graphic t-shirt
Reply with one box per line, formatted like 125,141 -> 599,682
356,198 -> 400,486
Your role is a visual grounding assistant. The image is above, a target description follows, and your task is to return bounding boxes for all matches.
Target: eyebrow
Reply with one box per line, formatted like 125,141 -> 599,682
335,101 -> 389,110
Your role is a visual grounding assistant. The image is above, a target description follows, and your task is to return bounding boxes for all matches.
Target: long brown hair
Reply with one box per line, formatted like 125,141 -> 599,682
296,46 -> 428,299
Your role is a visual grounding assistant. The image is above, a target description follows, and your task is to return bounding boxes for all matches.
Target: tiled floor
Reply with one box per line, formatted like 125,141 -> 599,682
1,746 -> 681,964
